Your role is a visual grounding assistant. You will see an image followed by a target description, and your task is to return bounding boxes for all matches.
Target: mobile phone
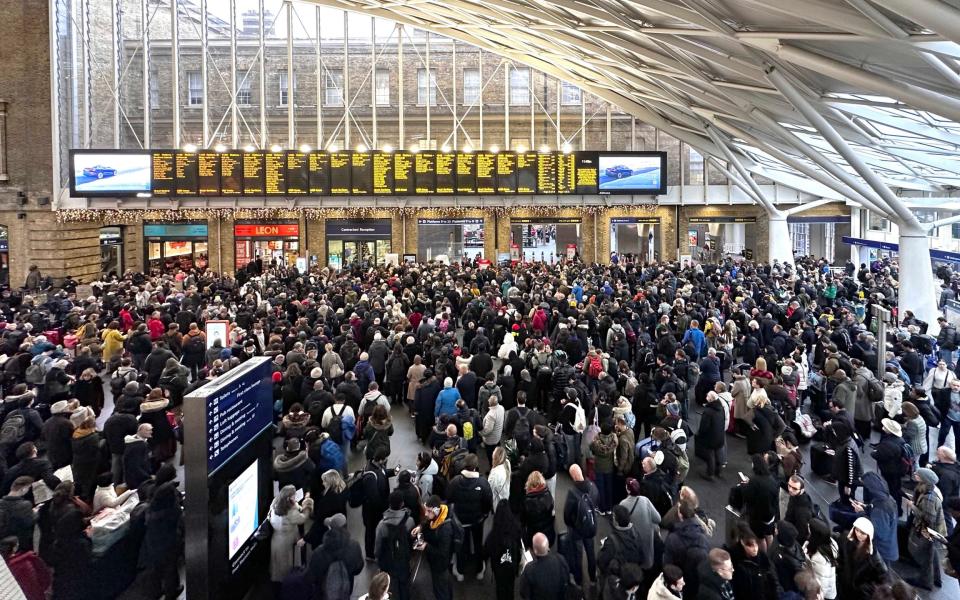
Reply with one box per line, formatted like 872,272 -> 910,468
294,488 -> 304,503
738,471 -> 748,482
927,528 -> 947,542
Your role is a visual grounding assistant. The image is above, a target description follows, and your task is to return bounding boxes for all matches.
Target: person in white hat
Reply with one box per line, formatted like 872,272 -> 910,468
838,517 -> 887,597
871,418 -> 907,514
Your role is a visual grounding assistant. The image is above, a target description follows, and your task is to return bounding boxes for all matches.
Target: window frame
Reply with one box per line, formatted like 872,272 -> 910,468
560,81 -> 581,106
324,69 -> 344,107
509,68 -> 531,106
417,68 -> 438,106
187,70 -> 203,106
374,69 -> 390,107
462,68 -> 480,106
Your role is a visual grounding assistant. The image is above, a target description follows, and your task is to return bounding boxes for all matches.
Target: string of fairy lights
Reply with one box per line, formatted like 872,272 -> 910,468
56,203 -> 661,223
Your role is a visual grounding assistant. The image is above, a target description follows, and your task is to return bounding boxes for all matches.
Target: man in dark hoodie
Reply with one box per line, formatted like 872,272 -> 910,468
115,380 -> 146,415
663,500 -> 710,598
0,475 -> 36,551
39,400 -> 75,469
597,504 -> 645,593
446,453 -> 492,581
104,407 -> 139,485
1,443 -> 59,495
563,463 -> 600,586
783,475 -> 816,543
374,491 -> 414,600
143,342 -> 176,387
306,513 -> 364,600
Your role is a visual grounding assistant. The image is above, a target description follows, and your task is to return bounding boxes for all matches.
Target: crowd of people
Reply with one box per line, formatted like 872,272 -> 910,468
0,252 -> 959,600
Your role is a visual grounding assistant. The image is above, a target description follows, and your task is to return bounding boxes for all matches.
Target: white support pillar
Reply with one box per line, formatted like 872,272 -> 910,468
230,0 -> 238,148
555,79 -> 561,150
767,66 -> 940,330
200,0 -> 209,147
478,49 -> 483,149
316,7 -> 323,150
504,63 -> 510,148
141,0 -> 150,147
452,40 -> 458,150
258,0 -> 267,148
425,32 -> 431,146
112,0 -> 122,147
81,0 -> 92,148
371,17 -> 378,149
398,25 -> 404,148
287,1 -> 295,148
343,10 -> 350,149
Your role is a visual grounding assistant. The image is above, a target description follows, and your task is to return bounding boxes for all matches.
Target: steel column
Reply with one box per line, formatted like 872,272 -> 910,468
529,71 -> 534,148
556,79 -> 561,150
230,0 -> 239,148
478,49 -> 483,149
580,92 -> 585,150
258,0 -> 266,148
200,0 -> 209,147
316,7 -> 323,149
425,32 -> 431,146
344,10 -> 350,149
371,17 -> 378,149
504,63 -> 510,148
398,25 -> 404,148
170,0 -> 179,147
81,0 -> 91,147
287,2 -> 295,148
141,0 -> 150,147
452,40 -> 458,149
605,104 -> 611,151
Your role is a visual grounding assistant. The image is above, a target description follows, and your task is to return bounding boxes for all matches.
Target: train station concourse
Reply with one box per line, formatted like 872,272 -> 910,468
2,1 -> 960,600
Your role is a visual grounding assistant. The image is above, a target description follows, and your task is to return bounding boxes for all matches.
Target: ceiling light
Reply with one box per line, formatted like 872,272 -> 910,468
561,142 -> 572,154
382,144 -> 394,153
516,145 -> 527,154
539,145 -> 551,153
441,144 -> 452,153
328,144 -> 339,152
356,144 -> 367,153
182,144 -> 197,153
213,143 -> 227,153
243,145 -> 256,152
463,145 -> 473,153
299,144 -> 312,153
270,144 -> 283,153
489,145 -> 500,154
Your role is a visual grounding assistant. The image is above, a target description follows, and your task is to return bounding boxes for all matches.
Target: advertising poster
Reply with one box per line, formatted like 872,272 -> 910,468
228,459 -> 259,559
73,152 -> 152,193
688,230 -> 699,247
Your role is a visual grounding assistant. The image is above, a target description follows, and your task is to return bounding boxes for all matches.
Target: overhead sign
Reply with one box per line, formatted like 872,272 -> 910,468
689,216 -> 757,224
840,236 -> 899,252
325,219 -> 392,238
417,218 -> 484,225
233,223 -> 300,237
610,217 -> 661,224
143,223 -> 209,237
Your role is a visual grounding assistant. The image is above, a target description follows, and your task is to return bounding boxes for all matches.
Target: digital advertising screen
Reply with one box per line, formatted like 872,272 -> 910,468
394,152 -> 414,194
597,152 -> 667,195
220,152 -> 243,196
71,151 -> 152,196
228,459 -> 260,560
242,152 -> 265,195
575,153 -> 599,195
286,152 -> 308,195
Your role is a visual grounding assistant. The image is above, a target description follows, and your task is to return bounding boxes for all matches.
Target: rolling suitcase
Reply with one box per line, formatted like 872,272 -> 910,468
828,499 -> 858,531
810,443 -> 835,478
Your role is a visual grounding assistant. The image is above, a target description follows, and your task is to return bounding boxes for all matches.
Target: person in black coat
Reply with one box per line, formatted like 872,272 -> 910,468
747,401 -> 779,456
361,448 -> 398,560
728,525 -> 782,600
456,367 -> 478,410
304,468 -> 349,547
138,390 -> 177,468
519,532 -> 569,600
521,470 -> 555,547
446,453 -> 493,578
695,391 -> 726,479
484,502 -> 524,600
471,351 -> 494,381
69,417 -> 102,503
138,482 -> 184,600
273,437 -> 315,491
1,443 -> 60,495
39,401 -> 75,470
123,424 -> 154,490
415,371 -> 442,443
393,469 -> 422,519
416,496 -> 458,600
306,513 -> 365,600
104,410 -> 138,485
49,509 -> 94,600
499,368 -> 518,411
143,343 -> 176,387
870,420 -> 906,514
731,454 -> 780,546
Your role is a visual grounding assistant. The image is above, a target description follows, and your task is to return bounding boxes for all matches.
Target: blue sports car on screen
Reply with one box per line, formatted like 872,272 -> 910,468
605,165 -> 633,179
82,165 -> 117,179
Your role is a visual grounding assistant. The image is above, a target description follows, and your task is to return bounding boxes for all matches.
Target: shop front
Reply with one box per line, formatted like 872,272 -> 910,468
788,215 -> 850,264
234,222 -> 301,270
417,218 -> 484,263
687,216 -> 756,262
99,226 -> 124,277
326,219 -> 393,269
144,223 -> 209,272
510,217 -> 581,262
610,217 -> 660,263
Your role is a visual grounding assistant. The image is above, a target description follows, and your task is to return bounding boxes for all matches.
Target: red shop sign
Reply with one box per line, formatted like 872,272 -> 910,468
234,223 -> 300,237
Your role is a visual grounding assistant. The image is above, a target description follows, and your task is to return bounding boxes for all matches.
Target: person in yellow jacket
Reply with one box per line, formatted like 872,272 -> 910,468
100,320 -> 126,361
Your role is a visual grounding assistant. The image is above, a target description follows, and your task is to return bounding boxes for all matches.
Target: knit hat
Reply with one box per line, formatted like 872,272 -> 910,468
665,402 -> 680,417
852,517 -> 874,538
776,521 -> 799,546
272,372 -> 282,383
444,377 -> 453,388
324,513 -> 347,530
881,418 -> 902,437
50,400 -> 71,415
285,438 -> 302,453
883,372 -> 898,384
916,467 -> 939,486
781,365 -> 793,377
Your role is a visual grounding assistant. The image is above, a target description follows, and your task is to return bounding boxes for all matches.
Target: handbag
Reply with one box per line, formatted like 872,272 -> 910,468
255,508 -> 274,541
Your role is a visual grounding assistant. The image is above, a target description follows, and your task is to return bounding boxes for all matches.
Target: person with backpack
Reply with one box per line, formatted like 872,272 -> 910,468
180,324 -> 207,381
934,378 -> 960,449
413,495 -> 460,600
374,491 -> 414,600
901,402 -> 928,471
446,453 -> 493,581
598,504 -> 646,594
870,419 -> 909,516
360,404 -> 393,461
0,390 -> 44,460
563,463 -> 599,586
483,501 -> 524,600
306,513 -> 364,600
359,447 -> 399,561
322,392 -> 356,459
590,420 -> 619,514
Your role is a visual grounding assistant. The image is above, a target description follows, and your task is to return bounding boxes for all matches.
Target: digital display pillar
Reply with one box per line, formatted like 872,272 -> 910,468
184,357 -> 274,600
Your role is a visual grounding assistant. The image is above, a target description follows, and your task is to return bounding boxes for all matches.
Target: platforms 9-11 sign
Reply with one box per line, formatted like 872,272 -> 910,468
69,149 -> 668,197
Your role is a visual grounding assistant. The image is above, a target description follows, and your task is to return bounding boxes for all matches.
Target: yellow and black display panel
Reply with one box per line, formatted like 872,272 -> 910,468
415,152 -> 437,195
151,152 -> 175,196
308,153 -> 330,195
496,152 -> 517,194
198,152 -> 220,195
220,152 -> 243,195
393,152 -> 414,194
456,152 -> 477,194
351,151 -> 373,195
373,152 -> 394,195
329,152 -> 351,195
516,151 -> 538,194
73,149 -> 666,198
264,152 -> 286,195
286,152 -> 308,195
175,152 -> 199,196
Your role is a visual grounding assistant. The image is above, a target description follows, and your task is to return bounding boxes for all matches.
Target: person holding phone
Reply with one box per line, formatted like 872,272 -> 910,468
905,468 -> 947,590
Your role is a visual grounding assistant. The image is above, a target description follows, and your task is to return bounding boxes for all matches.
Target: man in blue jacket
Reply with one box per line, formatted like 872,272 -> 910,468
681,320 -> 707,359
435,377 -> 461,420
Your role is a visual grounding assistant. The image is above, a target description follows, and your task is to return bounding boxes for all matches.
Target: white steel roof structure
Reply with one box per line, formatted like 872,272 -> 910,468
299,0 -> 960,326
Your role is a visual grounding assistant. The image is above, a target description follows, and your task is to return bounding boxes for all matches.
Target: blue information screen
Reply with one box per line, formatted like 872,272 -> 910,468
202,359 -> 273,475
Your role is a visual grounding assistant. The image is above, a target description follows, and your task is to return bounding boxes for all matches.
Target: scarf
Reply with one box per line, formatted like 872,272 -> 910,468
429,504 -> 449,530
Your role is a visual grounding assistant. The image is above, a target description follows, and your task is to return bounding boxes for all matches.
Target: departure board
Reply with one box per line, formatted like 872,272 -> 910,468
242,152 -> 265,195
394,152 -> 414,194
308,153 -> 330,195
351,152 -> 373,195
151,152 -> 175,196
373,152 -> 394,195
435,152 -> 455,194
496,153 -> 517,194
264,152 -> 286,195
175,152 -> 199,196
516,152 -> 538,194
537,152 -> 557,194
286,152 -> 308,195
329,152 -> 351,195
556,152 -> 576,194
220,152 -> 243,195
198,152 -> 220,195
575,153 -> 599,195
476,152 -> 496,194
456,153 -> 477,194
415,152 -> 436,194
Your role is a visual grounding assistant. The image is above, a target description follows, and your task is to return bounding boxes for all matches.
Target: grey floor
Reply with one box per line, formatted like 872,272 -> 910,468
92,375 -> 959,600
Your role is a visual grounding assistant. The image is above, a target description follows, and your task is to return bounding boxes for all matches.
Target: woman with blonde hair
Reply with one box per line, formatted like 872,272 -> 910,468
488,446 -> 511,510
268,485 -> 313,591
747,384 -> 781,455
359,572 -> 391,600
305,469 -> 348,547
521,471 -> 555,547
751,356 -> 774,384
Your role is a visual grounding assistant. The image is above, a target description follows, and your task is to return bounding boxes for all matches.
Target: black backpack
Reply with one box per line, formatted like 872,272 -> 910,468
185,334 -> 205,354
377,514 -> 411,572
327,404 -> 346,445
574,489 -> 597,538
513,407 -> 532,448
0,411 -> 27,447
